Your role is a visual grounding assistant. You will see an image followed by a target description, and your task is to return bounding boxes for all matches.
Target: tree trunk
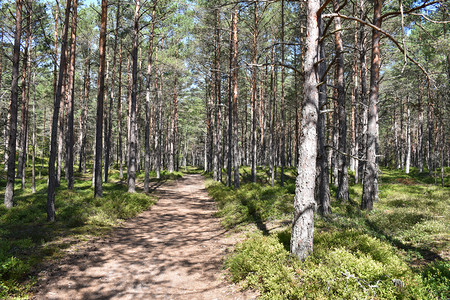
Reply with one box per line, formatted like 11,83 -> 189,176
227,11 -> 233,187
316,13 -> 331,215
144,4 -> 156,192
17,0 -> 32,188
290,0 -> 320,261
351,18 -> 359,180
105,4 -> 121,183
128,0 -> 140,193
47,0 -> 71,221
213,8 -> 221,182
334,0 -> 349,201
78,52 -> 90,174
361,0 -> 381,211
405,98 -> 411,174
279,0 -> 286,186
418,75 -> 424,173
66,0 -> 78,189
31,72 -> 36,193
4,0 -> 23,208
117,41 -> 123,178
250,2 -> 258,183
358,0 -> 368,183
94,0 -> 108,197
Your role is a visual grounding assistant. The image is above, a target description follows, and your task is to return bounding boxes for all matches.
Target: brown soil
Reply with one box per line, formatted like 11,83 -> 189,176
32,174 -> 257,300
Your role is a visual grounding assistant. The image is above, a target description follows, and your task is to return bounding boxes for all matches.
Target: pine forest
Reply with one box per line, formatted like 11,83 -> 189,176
0,0 -> 449,298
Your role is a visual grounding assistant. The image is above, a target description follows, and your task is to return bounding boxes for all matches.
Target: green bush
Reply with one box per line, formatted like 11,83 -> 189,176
226,230 -> 439,299
226,233 -> 302,300
421,260 -> 450,299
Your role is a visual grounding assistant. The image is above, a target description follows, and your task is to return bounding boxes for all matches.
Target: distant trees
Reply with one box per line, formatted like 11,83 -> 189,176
0,0 -> 447,261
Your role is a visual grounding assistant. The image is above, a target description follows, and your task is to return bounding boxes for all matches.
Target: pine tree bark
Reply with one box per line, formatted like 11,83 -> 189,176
66,0 -> 78,189
105,3 -> 121,183
31,72 -> 36,193
291,0 -> 320,261
4,0 -> 23,208
280,0 -> 286,186
361,0 -> 381,211
78,52 -> 90,173
144,3 -> 156,192
418,76 -> 424,173
358,0 -> 368,184
334,0 -> 349,201
405,98 -> 411,174
213,8 -> 221,182
316,13 -> 331,215
94,0 -> 108,197
47,0 -> 71,220
128,0 -> 140,193
250,2 -> 258,183
351,18 -> 359,180
232,8 -> 240,189
117,41 -> 124,178
17,1 -> 32,187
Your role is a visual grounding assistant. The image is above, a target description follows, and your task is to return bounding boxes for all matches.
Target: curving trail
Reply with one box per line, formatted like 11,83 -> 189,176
33,174 -> 256,300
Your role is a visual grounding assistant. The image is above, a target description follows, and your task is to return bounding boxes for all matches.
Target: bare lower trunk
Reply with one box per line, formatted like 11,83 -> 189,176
94,0 -> 108,198
47,0 -> 71,221
66,0 -> 78,189
4,0 -> 23,208
31,72 -> 36,193
316,14 -> 331,215
405,99 -> 411,174
334,0 -> 348,201
361,0 -> 381,211
128,0 -> 139,193
418,76 -> 424,173
290,0 -> 319,261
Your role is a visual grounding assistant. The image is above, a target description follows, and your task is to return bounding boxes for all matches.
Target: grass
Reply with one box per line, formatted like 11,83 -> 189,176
207,166 -> 449,299
0,166 -> 170,299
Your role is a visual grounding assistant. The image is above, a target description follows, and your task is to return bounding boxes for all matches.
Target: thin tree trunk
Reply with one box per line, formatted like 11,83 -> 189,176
78,53 -> 90,173
117,41 -> 123,178
418,75 -> 424,173
427,85 -> 433,174
31,72 -> 36,193
250,2 -> 258,183
361,0 -> 381,211
227,10 -> 233,187
128,0 -> 140,193
4,0 -> 23,208
66,0 -> 78,189
334,0 -> 349,201
94,0 -> 108,197
316,12 -> 331,215
351,17 -> 359,181
405,98 -> 411,174
17,0 -> 32,187
290,0 -> 320,261
105,3 -> 121,183
280,0 -> 286,186
358,0 -> 368,183
232,8 -> 241,187
39,106 -> 46,178
47,0 -> 71,221
213,8 -> 221,182
144,4 -> 156,192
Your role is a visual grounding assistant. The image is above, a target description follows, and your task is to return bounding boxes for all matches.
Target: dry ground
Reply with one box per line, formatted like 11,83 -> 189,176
33,174 -> 257,300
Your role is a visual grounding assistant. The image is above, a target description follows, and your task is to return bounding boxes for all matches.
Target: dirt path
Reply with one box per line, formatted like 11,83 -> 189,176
33,174 -> 256,300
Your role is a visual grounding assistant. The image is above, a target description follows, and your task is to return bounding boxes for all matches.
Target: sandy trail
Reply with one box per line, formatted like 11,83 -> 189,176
33,174 -> 256,300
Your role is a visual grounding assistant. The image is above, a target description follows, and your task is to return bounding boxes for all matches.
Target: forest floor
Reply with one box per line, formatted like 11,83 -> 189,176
32,174 -> 257,300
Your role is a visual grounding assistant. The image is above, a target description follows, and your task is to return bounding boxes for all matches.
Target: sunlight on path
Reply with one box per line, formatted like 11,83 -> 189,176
33,175 -> 256,300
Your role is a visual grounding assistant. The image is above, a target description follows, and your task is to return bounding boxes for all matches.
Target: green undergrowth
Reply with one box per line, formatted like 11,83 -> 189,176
208,166 -> 449,299
0,168 -> 160,299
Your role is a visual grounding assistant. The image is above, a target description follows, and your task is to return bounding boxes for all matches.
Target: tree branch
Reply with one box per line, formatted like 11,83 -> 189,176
322,13 -> 432,83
